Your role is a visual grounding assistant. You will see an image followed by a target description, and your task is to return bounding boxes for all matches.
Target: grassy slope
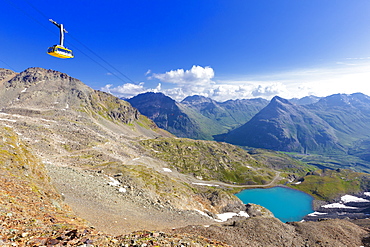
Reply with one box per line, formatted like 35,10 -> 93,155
287,152 -> 370,174
251,150 -> 370,201
288,169 -> 370,201
139,138 -> 370,201
139,137 -> 276,185
177,104 -> 226,140
247,148 -> 315,175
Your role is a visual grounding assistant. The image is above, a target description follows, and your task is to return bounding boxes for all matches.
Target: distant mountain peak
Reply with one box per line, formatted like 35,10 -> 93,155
289,95 -> 321,105
181,95 -> 215,105
135,91 -> 167,97
7,67 -> 76,89
0,67 -> 150,127
0,68 -> 17,83
219,96 -> 344,153
128,92 -> 176,106
264,95 -> 296,115
271,95 -> 292,105
314,93 -> 370,108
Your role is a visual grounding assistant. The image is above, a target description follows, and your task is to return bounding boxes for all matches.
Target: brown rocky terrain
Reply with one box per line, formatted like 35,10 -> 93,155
1,67 -> 370,246
175,217 -> 370,247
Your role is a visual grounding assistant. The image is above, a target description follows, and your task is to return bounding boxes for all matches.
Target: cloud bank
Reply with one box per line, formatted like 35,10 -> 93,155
101,82 -> 161,99
101,63 -> 370,102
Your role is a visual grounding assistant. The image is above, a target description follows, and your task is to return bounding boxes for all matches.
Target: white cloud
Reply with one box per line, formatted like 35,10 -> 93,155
150,65 -> 216,101
102,65 -> 292,101
102,62 -> 370,102
214,61 -> 370,100
101,82 -> 161,99
252,82 -> 288,97
273,61 -> 370,98
151,65 -> 215,86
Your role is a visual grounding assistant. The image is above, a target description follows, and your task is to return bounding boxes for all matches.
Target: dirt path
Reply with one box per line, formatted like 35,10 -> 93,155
189,171 -> 282,189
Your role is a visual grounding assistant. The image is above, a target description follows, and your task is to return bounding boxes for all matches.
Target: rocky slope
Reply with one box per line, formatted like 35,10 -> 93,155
175,217 -> 369,247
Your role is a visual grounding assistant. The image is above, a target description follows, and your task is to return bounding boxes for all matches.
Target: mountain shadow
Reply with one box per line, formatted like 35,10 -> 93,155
304,93 -> 370,146
127,92 -> 203,138
216,96 -> 345,154
128,93 -> 268,140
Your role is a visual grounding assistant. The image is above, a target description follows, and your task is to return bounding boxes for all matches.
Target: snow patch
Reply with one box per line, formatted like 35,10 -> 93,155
341,195 -> 370,203
108,176 -> 121,187
308,212 -> 328,216
163,168 -> 172,172
293,181 -> 302,185
322,203 -> 358,209
194,209 -> 210,218
108,176 -> 127,193
364,192 -> 370,197
215,211 -> 250,222
118,187 -> 127,193
238,211 -> 250,218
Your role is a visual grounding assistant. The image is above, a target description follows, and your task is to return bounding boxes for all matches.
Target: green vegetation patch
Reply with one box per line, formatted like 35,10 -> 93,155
248,148 -> 315,175
139,137 -> 274,185
286,152 -> 370,173
289,168 -> 370,201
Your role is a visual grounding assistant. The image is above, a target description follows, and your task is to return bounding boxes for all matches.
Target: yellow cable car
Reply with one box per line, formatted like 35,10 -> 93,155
47,45 -> 74,59
47,19 -> 74,59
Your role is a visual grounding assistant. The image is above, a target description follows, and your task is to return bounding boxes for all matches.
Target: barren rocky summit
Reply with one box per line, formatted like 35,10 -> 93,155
1,67 -> 370,246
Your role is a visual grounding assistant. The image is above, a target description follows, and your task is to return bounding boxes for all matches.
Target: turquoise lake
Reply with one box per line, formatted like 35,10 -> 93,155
236,186 -> 314,222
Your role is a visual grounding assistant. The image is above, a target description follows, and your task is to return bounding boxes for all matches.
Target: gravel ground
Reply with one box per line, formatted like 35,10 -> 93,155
46,164 -> 215,235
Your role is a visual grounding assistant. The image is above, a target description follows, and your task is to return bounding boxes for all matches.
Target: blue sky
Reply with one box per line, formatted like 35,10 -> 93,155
2,0 -> 370,101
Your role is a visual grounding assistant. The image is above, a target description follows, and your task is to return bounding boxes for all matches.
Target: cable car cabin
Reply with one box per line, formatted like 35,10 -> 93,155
47,45 -> 74,59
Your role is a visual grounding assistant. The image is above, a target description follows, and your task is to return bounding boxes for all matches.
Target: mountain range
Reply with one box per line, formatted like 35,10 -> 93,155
128,91 -> 370,170
127,92 -> 268,140
220,93 -> 370,166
